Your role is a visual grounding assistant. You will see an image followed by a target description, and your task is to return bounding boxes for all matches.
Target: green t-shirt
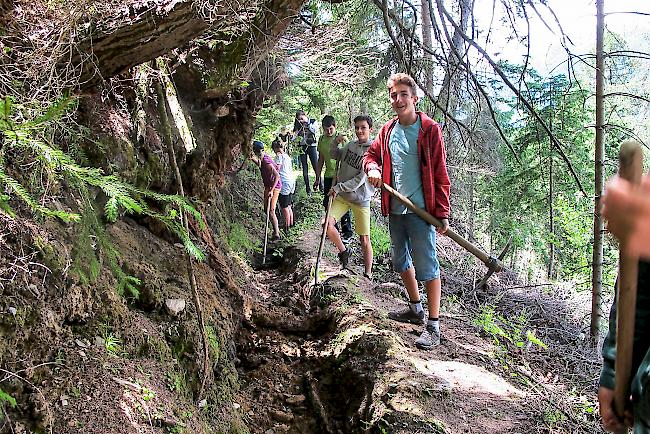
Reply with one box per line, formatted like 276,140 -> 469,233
317,134 -> 337,178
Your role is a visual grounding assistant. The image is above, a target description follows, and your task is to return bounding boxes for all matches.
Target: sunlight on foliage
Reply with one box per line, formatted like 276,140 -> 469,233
370,214 -> 391,256
473,305 -> 547,351
227,222 -> 259,258
104,334 -> 123,356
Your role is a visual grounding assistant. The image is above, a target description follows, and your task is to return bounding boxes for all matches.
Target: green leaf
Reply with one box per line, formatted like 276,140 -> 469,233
23,96 -> 77,129
1,95 -> 12,121
526,330 -> 548,349
0,193 -> 15,217
0,388 -> 16,408
0,170 -> 80,222
105,197 -> 119,222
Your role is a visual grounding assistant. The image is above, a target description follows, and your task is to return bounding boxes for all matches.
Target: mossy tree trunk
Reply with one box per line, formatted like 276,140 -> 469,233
63,0 -> 304,91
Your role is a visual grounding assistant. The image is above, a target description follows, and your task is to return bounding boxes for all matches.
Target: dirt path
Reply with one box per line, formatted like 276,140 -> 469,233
232,225 -> 596,433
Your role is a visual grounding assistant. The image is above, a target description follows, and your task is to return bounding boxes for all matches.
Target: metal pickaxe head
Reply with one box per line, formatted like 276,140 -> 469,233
474,237 -> 511,290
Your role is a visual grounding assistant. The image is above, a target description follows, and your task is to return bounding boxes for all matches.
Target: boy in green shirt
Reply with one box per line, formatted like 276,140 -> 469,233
314,115 -> 353,241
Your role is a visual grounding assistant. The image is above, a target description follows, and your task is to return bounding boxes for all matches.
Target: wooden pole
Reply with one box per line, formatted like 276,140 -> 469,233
382,183 -> 504,273
314,159 -> 342,286
262,195 -> 271,265
613,141 -> 643,427
154,63 -> 210,401
591,0 -> 606,340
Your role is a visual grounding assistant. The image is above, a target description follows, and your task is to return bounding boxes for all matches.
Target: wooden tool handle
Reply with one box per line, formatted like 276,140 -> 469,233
262,195 -> 271,265
382,183 -> 503,272
613,140 -> 643,423
314,158 -> 342,286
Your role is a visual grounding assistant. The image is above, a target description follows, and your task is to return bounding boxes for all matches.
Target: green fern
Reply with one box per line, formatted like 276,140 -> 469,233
105,197 -> 119,222
146,207 -> 206,261
0,193 -> 15,217
0,169 -> 80,222
115,269 -> 142,299
1,95 -> 206,298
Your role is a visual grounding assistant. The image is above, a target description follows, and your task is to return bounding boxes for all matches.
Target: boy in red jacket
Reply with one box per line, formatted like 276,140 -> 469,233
363,73 -> 451,350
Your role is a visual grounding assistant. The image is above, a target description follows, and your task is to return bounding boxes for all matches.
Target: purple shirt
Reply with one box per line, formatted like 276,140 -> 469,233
261,154 -> 282,189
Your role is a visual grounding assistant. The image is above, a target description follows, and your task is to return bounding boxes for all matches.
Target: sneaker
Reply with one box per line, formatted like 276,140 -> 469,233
415,326 -> 440,350
338,249 -> 351,268
341,232 -> 354,244
363,272 -> 373,281
388,306 -> 425,325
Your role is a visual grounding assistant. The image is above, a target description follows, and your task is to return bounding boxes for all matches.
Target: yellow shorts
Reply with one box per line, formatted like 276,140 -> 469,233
330,197 -> 370,236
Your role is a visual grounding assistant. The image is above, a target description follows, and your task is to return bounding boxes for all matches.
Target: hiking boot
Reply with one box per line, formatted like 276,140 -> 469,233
388,306 -> 425,325
415,326 -> 440,350
338,249 -> 351,268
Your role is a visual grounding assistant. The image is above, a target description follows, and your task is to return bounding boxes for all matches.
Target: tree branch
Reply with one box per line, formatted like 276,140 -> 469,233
603,92 -> 650,104
435,0 -> 587,197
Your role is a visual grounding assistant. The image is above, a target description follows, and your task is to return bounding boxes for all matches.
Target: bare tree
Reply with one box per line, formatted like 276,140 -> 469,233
591,0 -> 605,340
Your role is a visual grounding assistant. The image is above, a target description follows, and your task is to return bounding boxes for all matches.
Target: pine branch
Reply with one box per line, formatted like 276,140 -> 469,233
435,0 -> 587,197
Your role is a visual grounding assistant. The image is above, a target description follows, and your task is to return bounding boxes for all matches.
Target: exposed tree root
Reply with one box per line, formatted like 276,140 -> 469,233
305,371 -> 335,434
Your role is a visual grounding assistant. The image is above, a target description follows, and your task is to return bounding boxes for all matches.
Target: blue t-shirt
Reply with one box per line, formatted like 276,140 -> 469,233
389,118 -> 424,214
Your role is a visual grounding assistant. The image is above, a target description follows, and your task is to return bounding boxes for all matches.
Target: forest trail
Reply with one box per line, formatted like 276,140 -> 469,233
232,212 -> 601,434
0,167 -> 603,434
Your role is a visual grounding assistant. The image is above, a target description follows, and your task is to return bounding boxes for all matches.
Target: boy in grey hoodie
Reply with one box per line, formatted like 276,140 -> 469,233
325,115 -> 376,279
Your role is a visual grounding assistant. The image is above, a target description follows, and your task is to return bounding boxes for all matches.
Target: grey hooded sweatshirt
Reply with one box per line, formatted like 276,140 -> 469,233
330,138 -> 376,207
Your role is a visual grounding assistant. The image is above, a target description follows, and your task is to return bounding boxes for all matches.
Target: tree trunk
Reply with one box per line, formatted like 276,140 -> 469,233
548,83 -> 555,280
591,0 -> 605,340
360,98 -> 368,115
548,147 -> 555,279
61,0 -> 304,90
420,0 -> 434,97
433,0 -> 471,121
468,168 -> 475,241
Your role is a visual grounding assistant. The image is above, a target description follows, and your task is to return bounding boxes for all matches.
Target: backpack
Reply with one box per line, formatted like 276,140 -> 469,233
297,120 -> 317,148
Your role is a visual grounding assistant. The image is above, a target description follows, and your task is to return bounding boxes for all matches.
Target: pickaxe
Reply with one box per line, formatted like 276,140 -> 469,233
613,140 -> 643,433
382,183 -> 508,287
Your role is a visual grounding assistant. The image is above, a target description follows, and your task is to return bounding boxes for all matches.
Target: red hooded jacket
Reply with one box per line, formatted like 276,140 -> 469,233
363,112 -> 451,218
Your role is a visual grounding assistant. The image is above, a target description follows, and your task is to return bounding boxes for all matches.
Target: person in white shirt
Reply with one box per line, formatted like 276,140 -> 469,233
272,139 -> 296,231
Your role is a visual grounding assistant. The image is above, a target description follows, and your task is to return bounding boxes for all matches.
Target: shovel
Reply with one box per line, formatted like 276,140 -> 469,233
262,195 -> 271,265
382,183 -> 508,286
613,140 -> 643,432
314,158 -> 342,286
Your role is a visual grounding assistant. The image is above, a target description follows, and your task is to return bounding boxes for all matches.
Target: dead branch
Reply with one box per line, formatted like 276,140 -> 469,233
305,372 -> 335,434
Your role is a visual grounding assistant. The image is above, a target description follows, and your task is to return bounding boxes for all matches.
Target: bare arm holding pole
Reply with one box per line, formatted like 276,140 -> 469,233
598,141 -> 643,433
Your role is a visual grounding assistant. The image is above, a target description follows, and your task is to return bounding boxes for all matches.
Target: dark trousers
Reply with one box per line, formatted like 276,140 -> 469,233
323,177 -> 353,236
300,146 -> 320,193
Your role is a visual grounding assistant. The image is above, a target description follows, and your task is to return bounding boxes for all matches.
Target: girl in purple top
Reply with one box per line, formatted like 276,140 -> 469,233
252,140 -> 282,240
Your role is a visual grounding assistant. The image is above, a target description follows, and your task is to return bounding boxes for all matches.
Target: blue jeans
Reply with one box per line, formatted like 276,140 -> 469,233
300,146 -> 320,193
389,213 -> 440,281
